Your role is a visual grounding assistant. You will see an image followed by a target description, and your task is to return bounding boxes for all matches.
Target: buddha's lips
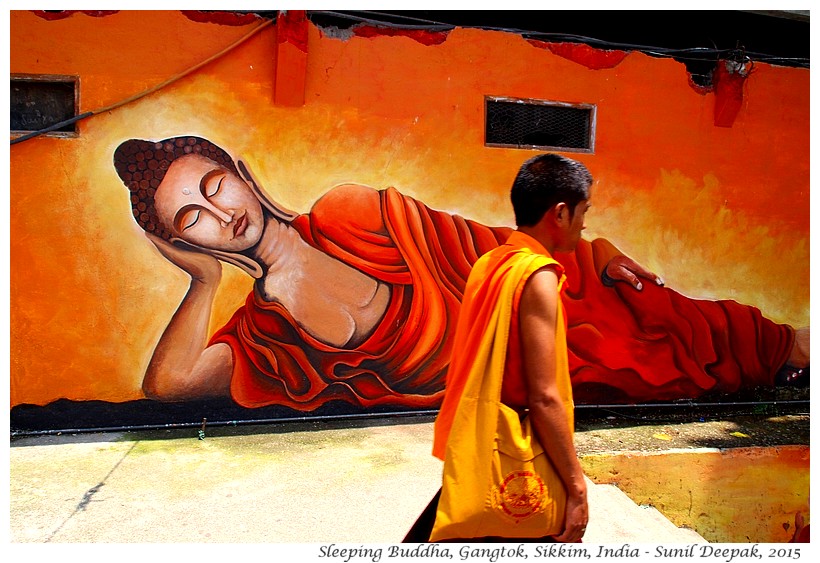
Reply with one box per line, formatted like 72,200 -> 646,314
233,213 -> 247,238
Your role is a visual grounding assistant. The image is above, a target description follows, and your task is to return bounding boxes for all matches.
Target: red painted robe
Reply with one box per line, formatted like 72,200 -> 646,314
209,184 -> 794,410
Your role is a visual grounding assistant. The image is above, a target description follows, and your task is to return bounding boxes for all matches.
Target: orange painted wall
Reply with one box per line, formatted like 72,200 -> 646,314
10,11 -> 810,407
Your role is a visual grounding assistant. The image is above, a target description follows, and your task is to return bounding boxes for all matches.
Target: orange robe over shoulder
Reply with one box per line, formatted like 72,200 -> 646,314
433,231 -> 573,460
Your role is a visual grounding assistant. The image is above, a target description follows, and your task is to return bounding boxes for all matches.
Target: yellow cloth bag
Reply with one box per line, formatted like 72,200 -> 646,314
430,254 -> 567,541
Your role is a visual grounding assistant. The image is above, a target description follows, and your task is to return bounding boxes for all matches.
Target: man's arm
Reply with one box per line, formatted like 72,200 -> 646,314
519,267 -> 589,542
142,234 -> 233,401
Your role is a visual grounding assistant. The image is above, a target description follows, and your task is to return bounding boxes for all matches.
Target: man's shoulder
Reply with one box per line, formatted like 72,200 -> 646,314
484,246 -> 564,289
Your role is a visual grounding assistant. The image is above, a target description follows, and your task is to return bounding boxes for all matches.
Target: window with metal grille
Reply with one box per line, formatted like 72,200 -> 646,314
485,97 -> 596,153
11,75 -> 79,137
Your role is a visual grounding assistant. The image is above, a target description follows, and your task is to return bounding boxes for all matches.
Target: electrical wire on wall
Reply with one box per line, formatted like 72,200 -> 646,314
308,10 -> 810,67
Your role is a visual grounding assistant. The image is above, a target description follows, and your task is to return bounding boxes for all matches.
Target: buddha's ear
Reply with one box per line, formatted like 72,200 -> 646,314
237,159 -> 298,222
208,249 -> 265,279
170,237 -> 265,279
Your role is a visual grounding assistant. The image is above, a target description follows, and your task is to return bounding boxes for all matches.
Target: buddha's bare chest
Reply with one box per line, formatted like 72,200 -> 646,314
258,249 -> 390,347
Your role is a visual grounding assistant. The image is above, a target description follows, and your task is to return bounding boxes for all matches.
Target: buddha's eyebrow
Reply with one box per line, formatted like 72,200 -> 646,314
199,168 -> 224,196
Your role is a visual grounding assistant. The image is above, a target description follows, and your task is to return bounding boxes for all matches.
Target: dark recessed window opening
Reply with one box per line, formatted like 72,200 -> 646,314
485,97 -> 596,153
11,75 -> 79,137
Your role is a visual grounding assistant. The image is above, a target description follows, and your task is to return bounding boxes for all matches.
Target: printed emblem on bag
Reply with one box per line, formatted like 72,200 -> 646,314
493,470 -> 546,522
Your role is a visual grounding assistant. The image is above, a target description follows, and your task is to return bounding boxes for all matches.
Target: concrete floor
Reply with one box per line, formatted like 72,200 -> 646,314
10,419 -> 442,544
8,393 -> 810,563
9,415 -> 711,558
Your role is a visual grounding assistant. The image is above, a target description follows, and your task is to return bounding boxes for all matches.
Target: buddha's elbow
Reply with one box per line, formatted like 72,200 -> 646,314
142,373 -> 184,401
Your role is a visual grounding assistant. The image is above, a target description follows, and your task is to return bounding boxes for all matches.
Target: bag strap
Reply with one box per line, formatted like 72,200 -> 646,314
461,252 -> 550,407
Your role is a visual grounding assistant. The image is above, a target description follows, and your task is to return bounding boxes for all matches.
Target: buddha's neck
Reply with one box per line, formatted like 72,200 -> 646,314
250,216 -> 305,273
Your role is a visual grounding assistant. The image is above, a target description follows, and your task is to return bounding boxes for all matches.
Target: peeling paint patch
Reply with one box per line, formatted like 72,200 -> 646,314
687,75 -> 713,95
317,25 -> 356,41
31,10 -> 263,26
528,40 -> 628,70
181,10 -> 263,26
32,10 -> 118,21
352,25 -> 449,46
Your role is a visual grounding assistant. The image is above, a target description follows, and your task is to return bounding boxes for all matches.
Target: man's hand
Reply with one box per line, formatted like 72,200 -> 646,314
147,233 -> 222,284
603,255 -> 664,291
552,490 -> 589,543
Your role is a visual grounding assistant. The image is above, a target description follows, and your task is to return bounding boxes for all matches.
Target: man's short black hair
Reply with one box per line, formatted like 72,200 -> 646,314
510,154 -> 592,227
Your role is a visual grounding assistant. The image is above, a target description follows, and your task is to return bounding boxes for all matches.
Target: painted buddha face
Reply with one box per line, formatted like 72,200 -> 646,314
153,153 -> 265,253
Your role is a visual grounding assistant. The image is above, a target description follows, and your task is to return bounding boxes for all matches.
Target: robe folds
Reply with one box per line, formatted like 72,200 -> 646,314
209,184 -> 795,410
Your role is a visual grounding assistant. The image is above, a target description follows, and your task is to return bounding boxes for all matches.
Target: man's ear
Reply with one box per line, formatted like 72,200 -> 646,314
554,202 -> 569,224
236,159 -> 298,222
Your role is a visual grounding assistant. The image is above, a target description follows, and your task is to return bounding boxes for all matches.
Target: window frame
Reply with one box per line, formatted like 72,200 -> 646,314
11,73 -> 81,139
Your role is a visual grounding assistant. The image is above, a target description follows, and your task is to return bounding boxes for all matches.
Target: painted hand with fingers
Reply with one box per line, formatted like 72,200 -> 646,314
146,232 -> 222,284
602,255 -> 664,291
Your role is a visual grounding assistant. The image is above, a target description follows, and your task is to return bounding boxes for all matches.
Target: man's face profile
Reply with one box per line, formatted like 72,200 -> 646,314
154,153 -> 265,252
566,198 -> 590,251
555,185 -> 592,253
